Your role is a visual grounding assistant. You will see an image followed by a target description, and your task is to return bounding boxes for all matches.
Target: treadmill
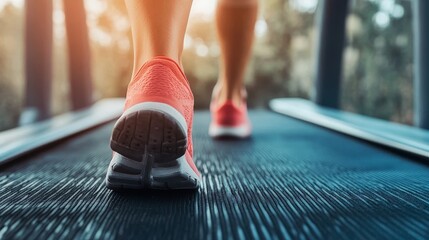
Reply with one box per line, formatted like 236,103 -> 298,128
1,0 -> 428,239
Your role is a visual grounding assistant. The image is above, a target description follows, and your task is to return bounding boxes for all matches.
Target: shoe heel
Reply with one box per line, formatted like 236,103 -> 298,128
110,109 -> 187,163
106,102 -> 200,190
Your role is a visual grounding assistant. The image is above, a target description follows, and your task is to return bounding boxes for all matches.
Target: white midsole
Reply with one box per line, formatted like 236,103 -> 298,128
209,123 -> 251,138
121,102 -> 187,137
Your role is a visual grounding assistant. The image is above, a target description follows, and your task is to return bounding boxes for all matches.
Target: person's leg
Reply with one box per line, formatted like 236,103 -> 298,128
106,0 -> 201,190
125,0 -> 192,75
215,0 -> 258,105
209,0 -> 258,138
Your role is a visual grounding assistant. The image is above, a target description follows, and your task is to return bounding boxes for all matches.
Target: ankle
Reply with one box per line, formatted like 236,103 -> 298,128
214,83 -> 245,106
133,55 -> 183,77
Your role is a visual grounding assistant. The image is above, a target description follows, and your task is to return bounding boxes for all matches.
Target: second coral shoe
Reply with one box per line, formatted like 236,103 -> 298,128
209,87 -> 252,139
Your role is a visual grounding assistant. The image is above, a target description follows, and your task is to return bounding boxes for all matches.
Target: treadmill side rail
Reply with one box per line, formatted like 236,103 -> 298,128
0,99 -> 124,167
270,98 -> 429,160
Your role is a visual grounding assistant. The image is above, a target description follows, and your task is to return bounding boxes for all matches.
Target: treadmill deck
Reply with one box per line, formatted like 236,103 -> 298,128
1,111 -> 428,239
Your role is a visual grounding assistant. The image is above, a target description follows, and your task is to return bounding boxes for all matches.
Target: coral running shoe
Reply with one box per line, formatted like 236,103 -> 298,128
209,85 -> 252,138
105,57 -> 201,190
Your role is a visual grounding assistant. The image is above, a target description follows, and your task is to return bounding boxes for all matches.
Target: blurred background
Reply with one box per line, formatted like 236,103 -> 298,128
0,0 -> 413,131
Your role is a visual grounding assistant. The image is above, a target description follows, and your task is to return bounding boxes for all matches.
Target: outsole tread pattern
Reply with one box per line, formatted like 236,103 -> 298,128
111,110 -> 187,162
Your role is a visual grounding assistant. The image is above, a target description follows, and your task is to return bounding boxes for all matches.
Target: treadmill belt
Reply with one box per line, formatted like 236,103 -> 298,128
1,111 -> 429,239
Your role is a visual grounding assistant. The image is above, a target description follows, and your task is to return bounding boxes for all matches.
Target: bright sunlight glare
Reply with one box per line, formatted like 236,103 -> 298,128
0,0 -> 23,10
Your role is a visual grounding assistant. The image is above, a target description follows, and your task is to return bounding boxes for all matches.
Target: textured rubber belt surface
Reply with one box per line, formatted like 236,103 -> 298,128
1,111 -> 429,239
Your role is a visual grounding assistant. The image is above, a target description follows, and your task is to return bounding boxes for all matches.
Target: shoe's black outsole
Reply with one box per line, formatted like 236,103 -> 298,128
110,110 -> 187,162
105,153 -> 199,190
106,109 -> 199,190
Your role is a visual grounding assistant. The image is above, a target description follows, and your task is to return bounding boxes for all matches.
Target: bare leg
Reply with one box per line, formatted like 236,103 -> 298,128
215,0 -> 258,105
125,0 -> 193,75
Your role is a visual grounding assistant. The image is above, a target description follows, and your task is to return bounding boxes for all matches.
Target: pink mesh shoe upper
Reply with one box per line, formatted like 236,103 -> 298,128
211,100 -> 249,127
125,56 -> 198,175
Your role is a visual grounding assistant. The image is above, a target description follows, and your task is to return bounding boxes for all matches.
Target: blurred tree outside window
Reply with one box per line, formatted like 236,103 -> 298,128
342,0 -> 413,124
